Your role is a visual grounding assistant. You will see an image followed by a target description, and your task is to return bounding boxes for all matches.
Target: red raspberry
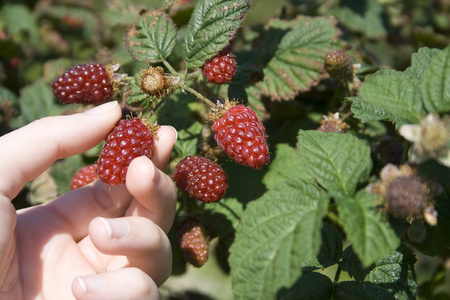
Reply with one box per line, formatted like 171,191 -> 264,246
97,118 -> 155,186
177,217 -> 209,268
51,63 -> 113,104
174,155 -> 228,203
211,103 -> 270,169
70,164 -> 99,190
202,49 -> 237,85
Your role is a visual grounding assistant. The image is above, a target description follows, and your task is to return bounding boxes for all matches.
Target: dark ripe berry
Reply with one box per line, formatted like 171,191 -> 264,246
386,175 -> 424,218
97,118 -> 155,186
70,164 -> 98,190
177,217 -> 209,268
174,155 -> 228,203
324,50 -> 353,82
202,49 -> 237,85
212,104 -> 270,169
51,63 -> 113,104
376,136 -> 404,165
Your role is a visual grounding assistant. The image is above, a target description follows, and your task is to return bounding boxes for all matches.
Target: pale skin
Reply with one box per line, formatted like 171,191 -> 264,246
0,101 -> 178,299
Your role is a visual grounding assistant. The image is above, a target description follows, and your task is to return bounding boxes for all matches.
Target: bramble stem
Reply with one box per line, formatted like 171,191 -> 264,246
180,83 -> 217,108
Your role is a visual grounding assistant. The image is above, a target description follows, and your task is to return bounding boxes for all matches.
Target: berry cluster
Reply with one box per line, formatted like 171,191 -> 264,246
70,164 -> 98,190
174,155 -> 228,203
202,49 -> 237,85
51,63 -> 113,104
97,118 -> 155,186
212,103 -> 270,169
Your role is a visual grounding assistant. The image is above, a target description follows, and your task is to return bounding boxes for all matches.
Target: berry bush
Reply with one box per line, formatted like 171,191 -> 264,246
1,0 -> 450,299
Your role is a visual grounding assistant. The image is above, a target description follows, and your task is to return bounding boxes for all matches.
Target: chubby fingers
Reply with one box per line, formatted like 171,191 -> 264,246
88,216 -> 172,286
72,267 -> 161,300
0,101 -> 121,200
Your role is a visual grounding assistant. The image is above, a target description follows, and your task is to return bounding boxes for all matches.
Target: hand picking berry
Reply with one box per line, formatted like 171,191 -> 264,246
210,100 -> 270,169
174,155 -> 228,203
70,164 -> 99,190
202,49 -> 237,85
51,63 -> 113,104
177,217 -> 209,268
97,117 -> 156,186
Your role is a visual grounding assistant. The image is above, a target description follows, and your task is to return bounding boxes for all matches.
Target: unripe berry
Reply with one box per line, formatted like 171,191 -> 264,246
210,101 -> 270,169
97,118 -> 155,186
174,155 -> 228,203
324,50 -> 353,82
177,217 -> 209,268
70,164 -> 98,190
202,49 -> 237,85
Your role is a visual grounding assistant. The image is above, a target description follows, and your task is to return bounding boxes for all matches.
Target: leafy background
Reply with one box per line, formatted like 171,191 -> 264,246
1,0 -> 449,299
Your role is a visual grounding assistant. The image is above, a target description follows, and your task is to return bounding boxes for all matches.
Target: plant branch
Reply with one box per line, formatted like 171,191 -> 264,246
180,83 -> 217,108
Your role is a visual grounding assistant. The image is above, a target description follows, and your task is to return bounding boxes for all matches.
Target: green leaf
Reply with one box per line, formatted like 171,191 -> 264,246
347,96 -> 408,128
183,0 -> 250,68
336,190 -> 400,267
124,9 -> 177,63
262,143 -> 313,189
12,80 -> 57,128
0,4 -> 39,44
421,45 -> 450,113
358,70 -> 426,124
333,281 -> 395,300
297,130 -> 371,198
258,16 -> 341,100
173,121 -> 203,158
229,180 -> 329,300
341,244 -> 418,300
325,0 -> 387,38
404,47 -> 442,80
316,222 -> 343,268
276,272 -> 333,300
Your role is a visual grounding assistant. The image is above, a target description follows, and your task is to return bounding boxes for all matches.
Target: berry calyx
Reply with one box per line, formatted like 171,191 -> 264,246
70,164 -> 98,190
202,49 -> 237,85
97,117 -> 156,186
317,112 -> 349,133
51,63 -> 113,104
210,100 -> 270,169
177,217 -> 209,268
174,155 -> 228,203
324,50 -> 353,82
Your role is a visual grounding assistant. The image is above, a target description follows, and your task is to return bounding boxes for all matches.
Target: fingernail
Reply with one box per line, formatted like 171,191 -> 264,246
98,217 -> 130,239
76,275 -> 107,294
170,126 -> 178,141
84,101 -> 118,115
148,160 -> 161,184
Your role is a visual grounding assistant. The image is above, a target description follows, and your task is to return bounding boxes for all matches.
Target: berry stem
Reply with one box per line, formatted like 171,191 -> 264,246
161,57 -> 178,76
217,201 -> 241,221
180,83 -> 217,108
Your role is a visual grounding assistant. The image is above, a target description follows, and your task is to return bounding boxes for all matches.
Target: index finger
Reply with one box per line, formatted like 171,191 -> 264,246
0,101 -> 121,200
